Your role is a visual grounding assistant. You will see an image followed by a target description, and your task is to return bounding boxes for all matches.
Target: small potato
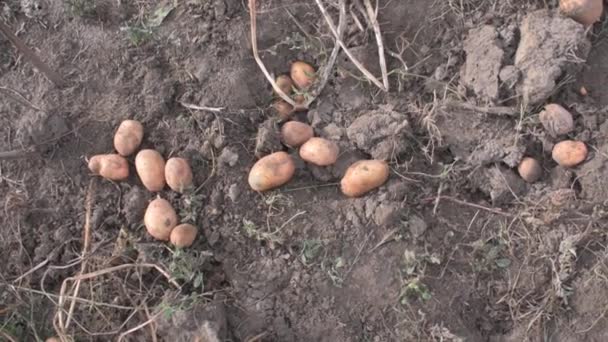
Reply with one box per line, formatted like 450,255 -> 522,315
88,154 -> 129,181
135,149 -> 166,192
517,157 -> 542,183
539,104 -> 574,137
281,121 -> 314,147
144,197 -> 178,241
559,0 -> 603,26
341,160 -> 389,197
273,100 -> 294,120
165,157 -> 193,193
290,61 -> 316,90
170,223 -> 198,248
299,137 -> 339,166
248,151 -> 295,191
552,140 -> 588,167
275,75 -> 293,96
114,120 -> 144,156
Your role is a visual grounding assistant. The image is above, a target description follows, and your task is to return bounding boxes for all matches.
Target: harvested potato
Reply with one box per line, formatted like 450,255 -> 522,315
552,140 -> 588,167
299,137 -> 339,166
88,154 -> 129,181
341,160 -> 389,197
281,121 -> 314,147
165,157 -> 193,193
275,75 -> 293,96
144,197 -> 177,241
539,104 -> 574,137
559,0 -> 603,26
273,100 -> 294,120
170,223 -> 198,248
248,151 -> 295,191
293,94 -> 306,111
135,149 -> 166,192
290,61 -> 316,90
114,120 -> 144,156
517,157 -> 542,183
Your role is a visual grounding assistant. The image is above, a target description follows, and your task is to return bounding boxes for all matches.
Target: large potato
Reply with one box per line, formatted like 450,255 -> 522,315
559,0 -> 603,26
539,104 -> 574,137
88,154 -> 129,181
113,120 -> 144,156
165,157 -> 193,193
299,137 -> 339,166
341,160 -> 389,197
517,157 -> 542,183
248,151 -> 295,191
552,140 -> 587,167
281,121 -> 314,147
290,61 -> 316,90
170,223 -> 198,248
135,149 -> 166,192
144,197 -> 177,241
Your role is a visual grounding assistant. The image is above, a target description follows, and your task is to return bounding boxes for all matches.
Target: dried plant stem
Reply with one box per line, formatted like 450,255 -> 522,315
315,0 -> 387,91
362,0 -> 389,91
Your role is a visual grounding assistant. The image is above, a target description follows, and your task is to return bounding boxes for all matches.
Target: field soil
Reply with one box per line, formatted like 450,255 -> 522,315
2,0 -> 608,341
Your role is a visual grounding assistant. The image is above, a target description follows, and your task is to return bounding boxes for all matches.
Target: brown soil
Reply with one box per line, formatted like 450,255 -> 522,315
3,0 -> 608,341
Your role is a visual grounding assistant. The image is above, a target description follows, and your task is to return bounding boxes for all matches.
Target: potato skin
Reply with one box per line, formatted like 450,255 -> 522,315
517,157 -> 542,183
273,100 -> 294,120
559,0 -> 603,26
281,121 -> 314,147
290,61 -> 316,90
144,198 -> 177,241
165,157 -> 193,193
341,160 -> 389,197
275,75 -> 293,96
114,120 -> 144,156
539,104 -> 574,137
552,140 -> 588,167
299,138 -> 339,166
135,149 -> 166,192
170,223 -> 198,248
248,151 -> 295,191
88,154 -> 129,181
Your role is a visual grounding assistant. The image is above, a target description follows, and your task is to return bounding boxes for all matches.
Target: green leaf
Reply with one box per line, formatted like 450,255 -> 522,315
148,4 -> 175,27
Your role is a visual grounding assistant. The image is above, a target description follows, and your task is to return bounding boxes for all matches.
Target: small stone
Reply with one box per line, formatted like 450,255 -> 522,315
218,147 -> 239,167
373,202 -> 401,226
227,184 -> 240,202
408,215 -> 427,238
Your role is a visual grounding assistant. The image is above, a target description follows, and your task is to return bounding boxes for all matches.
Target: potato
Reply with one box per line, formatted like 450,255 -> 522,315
517,157 -> 542,183
341,160 -> 389,197
539,104 -> 574,137
144,197 -> 178,241
113,120 -> 144,156
293,94 -> 306,112
88,154 -> 129,181
290,61 -> 316,90
552,140 -> 588,167
165,157 -> 193,193
170,223 -> 198,248
273,100 -> 294,120
281,121 -> 314,147
299,137 -> 339,166
559,0 -> 603,26
248,151 -> 295,191
135,149 -> 166,192
275,75 -> 293,96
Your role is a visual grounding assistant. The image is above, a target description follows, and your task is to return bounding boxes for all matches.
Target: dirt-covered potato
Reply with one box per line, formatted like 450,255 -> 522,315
275,75 -> 293,96
559,0 -> 603,26
281,121 -> 314,147
135,149 -> 166,192
517,157 -> 542,183
341,160 -> 389,197
299,137 -> 339,166
144,197 -> 177,241
165,157 -> 193,193
552,140 -> 588,167
113,119 -> 144,156
170,223 -> 198,248
248,151 -> 295,191
273,100 -> 294,120
539,104 -> 574,137
290,61 -> 316,90
88,154 -> 129,181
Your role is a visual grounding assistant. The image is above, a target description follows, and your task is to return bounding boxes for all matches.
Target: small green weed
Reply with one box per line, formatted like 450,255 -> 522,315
168,248 -> 211,291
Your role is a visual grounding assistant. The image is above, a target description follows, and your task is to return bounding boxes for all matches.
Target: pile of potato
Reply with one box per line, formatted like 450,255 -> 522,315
516,103 -> 588,183
249,61 -> 390,197
87,120 -> 198,248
